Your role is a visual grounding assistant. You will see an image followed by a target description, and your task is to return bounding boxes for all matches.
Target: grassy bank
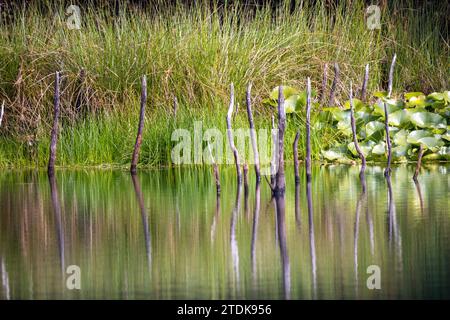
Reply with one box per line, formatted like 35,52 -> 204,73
0,1 -> 448,167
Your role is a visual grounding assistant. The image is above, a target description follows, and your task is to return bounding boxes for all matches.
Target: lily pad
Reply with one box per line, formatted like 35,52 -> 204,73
388,109 -> 410,127
407,130 -> 433,144
417,136 -> 445,152
269,86 -> 299,100
347,140 -> 375,157
372,141 -> 386,155
284,95 -> 299,113
337,119 -> 352,136
410,111 -> 446,129
322,146 -> 348,161
366,121 -> 385,137
373,100 -> 401,117
405,92 -> 425,100
392,144 -> 410,160
323,107 -> 351,122
393,129 -> 409,146
344,98 -> 365,110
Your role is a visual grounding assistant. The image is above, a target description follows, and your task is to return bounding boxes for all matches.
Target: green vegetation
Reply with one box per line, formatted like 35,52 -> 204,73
321,91 -> 450,163
0,1 -> 448,167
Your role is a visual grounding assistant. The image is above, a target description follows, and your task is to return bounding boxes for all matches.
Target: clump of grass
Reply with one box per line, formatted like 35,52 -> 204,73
0,0 -> 448,167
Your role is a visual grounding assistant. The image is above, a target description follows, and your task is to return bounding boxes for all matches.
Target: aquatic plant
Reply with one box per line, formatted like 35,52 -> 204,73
321,91 -> 449,162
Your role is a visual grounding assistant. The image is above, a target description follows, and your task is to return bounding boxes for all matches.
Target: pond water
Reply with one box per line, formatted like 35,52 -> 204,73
0,164 -> 449,299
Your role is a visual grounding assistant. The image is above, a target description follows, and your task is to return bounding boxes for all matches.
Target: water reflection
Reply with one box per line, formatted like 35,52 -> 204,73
230,184 -> 242,297
0,257 -> 10,300
0,165 -> 448,299
131,174 -> 152,272
48,173 -> 65,277
294,181 -> 301,228
386,174 -> 403,275
251,182 -> 260,297
306,178 -> 317,298
414,179 -> 424,215
275,194 -> 291,300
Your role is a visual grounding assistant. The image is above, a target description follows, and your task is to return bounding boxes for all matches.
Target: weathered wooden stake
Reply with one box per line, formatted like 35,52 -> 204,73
384,54 -> 396,177
48,71 -> 61,177
349,81 -> 366,170
293,131 -> 300,184
413,144 -> 424,182
329,62 -> 340,106
319,63 -> 328,105
361,64 -> 369,102
245,82 -> 261,183
0,100 -> 4,127
305,77 -> 312,181
130,75 -> 147,175
270,114 -> 277,189
387,53 -> 397,98
226,83 -> 242,184
274,85 -> 286,197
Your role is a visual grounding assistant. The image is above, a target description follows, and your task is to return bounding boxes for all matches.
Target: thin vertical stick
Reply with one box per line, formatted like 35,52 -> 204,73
0,100 -> 4,127
173,95 -> 178,118
226,83 -> 241,184
305,77 -> 312,181
270,114 -> 277,189
384,54 -> 396,177
413,144 -> 424,182
350,81 -> 366,169
48,71 -> 60,176
274,85 -> 286,196
245,82 -> 261,183
130,75 -> 147,175
319,63 -> 328,105
329,62 -> 339,106
361,64 -> 369,102
293,131 -> 300,184
387,54 -> 397,98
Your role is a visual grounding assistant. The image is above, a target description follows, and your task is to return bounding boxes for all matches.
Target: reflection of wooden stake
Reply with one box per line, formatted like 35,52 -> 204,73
48,71 -> 61,177
329,62 -> 339,106
349,82 -> 366,169
274,86 -> 286,196
413,144 -> 424,182
226,83 -> 242,184
245,83 -> 260,183
293,131 -> 300,184
384,54 -> 396,177
305,78 -> 312,181
361,64 -> 369,102
130,75 -> 147,175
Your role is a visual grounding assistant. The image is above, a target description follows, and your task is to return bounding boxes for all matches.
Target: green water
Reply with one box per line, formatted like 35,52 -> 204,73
0,165 -> 449,299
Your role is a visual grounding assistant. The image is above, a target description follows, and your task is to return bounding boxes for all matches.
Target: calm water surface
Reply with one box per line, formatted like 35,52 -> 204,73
0,164 -> 449,299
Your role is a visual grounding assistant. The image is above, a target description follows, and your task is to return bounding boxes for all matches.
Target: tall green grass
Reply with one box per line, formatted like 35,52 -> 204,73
0,0 -> 448,167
